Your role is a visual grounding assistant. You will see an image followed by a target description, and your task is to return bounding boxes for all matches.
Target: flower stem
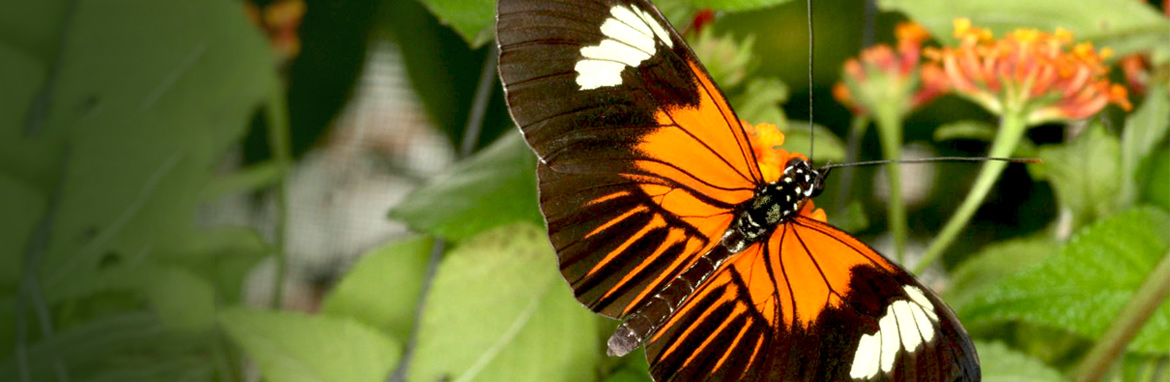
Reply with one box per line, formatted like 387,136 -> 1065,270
915,110 -> 1027,274
1073,250 -> 1170,382
874,105 -> 906,264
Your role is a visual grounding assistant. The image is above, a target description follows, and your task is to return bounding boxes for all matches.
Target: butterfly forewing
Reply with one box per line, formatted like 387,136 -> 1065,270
498,0 -> 762,318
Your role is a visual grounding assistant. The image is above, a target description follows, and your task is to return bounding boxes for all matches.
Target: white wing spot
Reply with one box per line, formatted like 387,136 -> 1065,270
849,285 -> 942,379
575,5 -> 674,90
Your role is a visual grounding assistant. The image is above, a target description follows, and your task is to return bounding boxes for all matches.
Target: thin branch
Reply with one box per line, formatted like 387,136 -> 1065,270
15,147 -> 73,382
388,44 -> 498,382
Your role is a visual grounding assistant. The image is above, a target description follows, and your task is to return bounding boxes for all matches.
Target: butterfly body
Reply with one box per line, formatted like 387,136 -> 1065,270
496,1 -> 980,380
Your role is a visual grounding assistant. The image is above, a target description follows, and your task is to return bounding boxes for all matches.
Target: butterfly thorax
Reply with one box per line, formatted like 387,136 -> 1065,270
721,158 -> 826,253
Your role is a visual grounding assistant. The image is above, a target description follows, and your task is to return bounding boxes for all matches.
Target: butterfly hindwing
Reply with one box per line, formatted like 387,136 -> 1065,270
498,0 -> 762,318
646,216 -> 980,381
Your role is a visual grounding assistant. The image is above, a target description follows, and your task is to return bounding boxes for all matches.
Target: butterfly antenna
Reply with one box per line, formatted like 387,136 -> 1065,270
821,156 -> 1041,170
806,0 -> 815,162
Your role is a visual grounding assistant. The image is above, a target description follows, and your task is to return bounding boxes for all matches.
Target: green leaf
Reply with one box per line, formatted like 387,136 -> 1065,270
1142,149 -> 1170,212
200,161 -> 285,201
877,0 -> 1170,60
960,207 -> 1170,354
732,77 -> 789,128
783,121 -> 846,163
219,308 -> 401,382
20,0 -> 276,305
416,0 -> 495,48
409,224 -> 599,382
692,28 -> 758,91
1121,86 -> 1170,205
976,341 -> 1068,382
933,120 -> 1038,158
321,236 -> 433,341
947,235 -> 1059,310
140,266 -> 215,334
1032,124 -> 1122,230
389,132 -> 543,241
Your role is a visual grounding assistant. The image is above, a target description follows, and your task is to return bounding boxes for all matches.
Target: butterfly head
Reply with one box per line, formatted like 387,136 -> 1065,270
780,157 -> 829,200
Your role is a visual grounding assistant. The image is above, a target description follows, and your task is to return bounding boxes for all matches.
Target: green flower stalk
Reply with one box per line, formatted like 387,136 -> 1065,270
834,23 -> 947,264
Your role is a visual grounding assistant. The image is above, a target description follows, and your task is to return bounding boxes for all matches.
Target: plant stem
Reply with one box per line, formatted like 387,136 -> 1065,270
15,148 -> 72,382
389,46 -> 498,382
915,110 -> 1027,274
874,104 -> 906,263
1073,250 -> 1170,382
265,80 -> 292,310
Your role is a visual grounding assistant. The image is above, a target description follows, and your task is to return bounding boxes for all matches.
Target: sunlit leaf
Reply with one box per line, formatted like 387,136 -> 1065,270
389,132 -> 543,241
415,0 -> 495,48
409,224 -> 599,382
219,308 -> 400,382
976,341 -> 1068,382
321,236 -> 433,341
960,207 -> 1170,354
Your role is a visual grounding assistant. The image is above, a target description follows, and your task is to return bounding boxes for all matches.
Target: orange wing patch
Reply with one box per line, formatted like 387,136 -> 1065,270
633,60 -> 762,198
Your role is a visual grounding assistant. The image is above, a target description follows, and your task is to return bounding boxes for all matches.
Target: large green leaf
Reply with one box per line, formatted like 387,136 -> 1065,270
1121,86 -> 1170,206
389,132 -> 543,241
219,308 -> 400,382
878,0 -> 1170,60
409,224 -> 599,382
976,341 -> 1067,382
960,207 -> 1170,354
947,235 -> 1059,310
1032,124 -> 1122,230
321,236 -> 433,341
5,0 -> 277,307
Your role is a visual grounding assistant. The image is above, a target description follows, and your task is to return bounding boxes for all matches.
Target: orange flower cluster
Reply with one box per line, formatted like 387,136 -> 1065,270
925,19 -> 1131,123
834,23 -> 948,116
742,121 -> 827,222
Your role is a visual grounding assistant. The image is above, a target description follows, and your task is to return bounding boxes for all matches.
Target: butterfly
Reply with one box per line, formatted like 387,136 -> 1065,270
495,0 -> 980,381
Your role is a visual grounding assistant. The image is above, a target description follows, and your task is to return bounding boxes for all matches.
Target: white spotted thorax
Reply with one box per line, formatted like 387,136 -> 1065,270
575,4 -> 674,90
849,285 -> 942,379
720,158 -> 826,254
